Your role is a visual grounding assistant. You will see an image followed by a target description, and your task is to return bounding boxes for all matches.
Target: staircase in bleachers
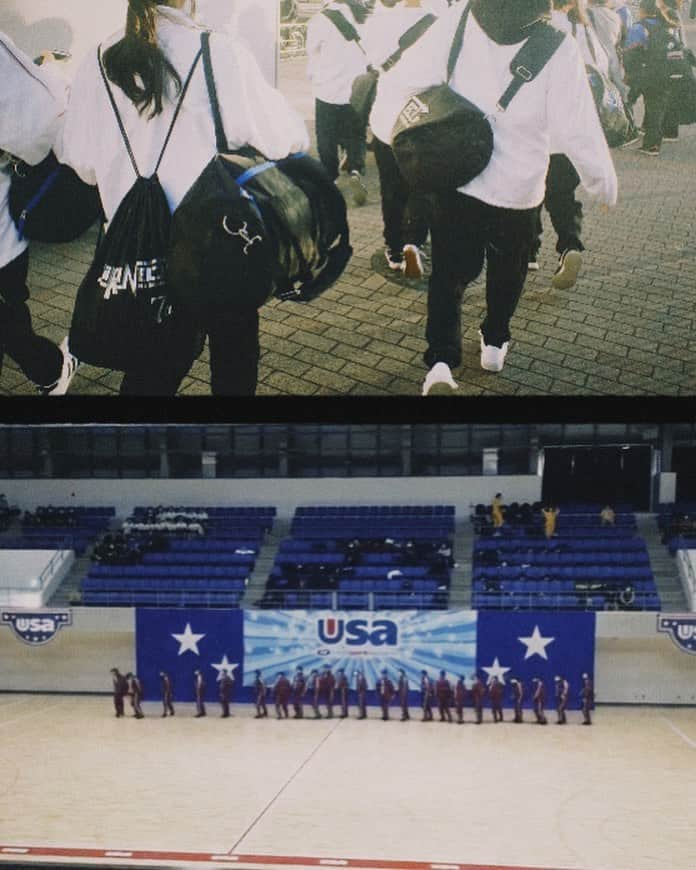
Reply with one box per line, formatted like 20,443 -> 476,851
470,502 -> 661,612
657,502 -> 696,555
637,514 -> 686,612
260,505 -> 456,610
79,506 -> 275,608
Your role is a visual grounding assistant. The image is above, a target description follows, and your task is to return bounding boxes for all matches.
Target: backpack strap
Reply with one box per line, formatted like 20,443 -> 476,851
98,43 -> 202,179
201,30 -> 228,153
496,23 -> 566,112
322,7 -> 366,52
447,3 -> 472,82
381,13 -> 437,72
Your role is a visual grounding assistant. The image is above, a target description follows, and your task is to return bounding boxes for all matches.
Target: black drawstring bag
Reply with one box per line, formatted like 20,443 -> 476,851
68,45 -> 203,371
168,31 -> 352,314
9,150 -> 102,243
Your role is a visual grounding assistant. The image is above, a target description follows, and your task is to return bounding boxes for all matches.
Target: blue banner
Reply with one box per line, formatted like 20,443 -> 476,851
136,608 -> 245,702
244,609 -> 477,691
476,611 -> 595,707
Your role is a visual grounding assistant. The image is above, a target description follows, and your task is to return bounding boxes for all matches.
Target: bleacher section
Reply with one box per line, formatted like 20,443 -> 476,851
471,503 -> 661,611
0,506 -> 115,556
260,505 -> 455,610
657,502 -> 696,554
80,506 -> 274,607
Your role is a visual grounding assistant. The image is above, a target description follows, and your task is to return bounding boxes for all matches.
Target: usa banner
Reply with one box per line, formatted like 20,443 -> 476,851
136,608 -> 245,702
244,609 -> 477,693
476,611 -> 596,708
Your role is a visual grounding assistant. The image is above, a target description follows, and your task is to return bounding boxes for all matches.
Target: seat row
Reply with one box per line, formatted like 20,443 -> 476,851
88,564 -> 250,579
472,593 -> 661,611
473,566 -> 654,582
82,590 -> 244,607
294,505 -> 455,516
292,528 -> 453,541
472,579 -> 657,594
262,591 -> 447,610
474,537 -> 646,552
132,506 -> 275,516
83,577 -> 246,592
473,551 -> 650,567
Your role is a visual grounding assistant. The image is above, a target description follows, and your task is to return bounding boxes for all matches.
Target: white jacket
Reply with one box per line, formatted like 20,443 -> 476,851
550,11 -> 610,78
0,33 -> 67,269
370,6 -> 617,209
306,2 -> 369,104
56,6 -> 309,224
361,4 -> 438,70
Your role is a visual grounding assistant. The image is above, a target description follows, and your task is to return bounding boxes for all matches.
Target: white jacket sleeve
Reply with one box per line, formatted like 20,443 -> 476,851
547,39 -> 618,206
215,36 -> 309,159
369,9 -> 455,144
54,49 -> 101,186
0,33 -> 66,165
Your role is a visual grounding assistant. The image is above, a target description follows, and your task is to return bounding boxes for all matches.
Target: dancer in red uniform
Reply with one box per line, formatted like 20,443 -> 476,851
581,672 -> 594,725
160,670 -> 175,717
336,668 -> 349,718
377,669 -> 395,720
398,669 -> 410,721
420,670 -> 434,721
110,667 -> 128,718
219,670 -> 233,718
435,670 -> 453,722
292,666 -> 306,719
194,669 -> 206,717
554,674 -> 569,724
274,671 -> 291,719
470,674 -> 485,724
310,669 -> 322,718
126,672 -> 144,718
355,669 -> 368,719
454,675 -> 466,724
254,670 -> 268,718
321,665 -> 336,718
488,675 -> 504,723
510,677 -> 524,723
532,677 -> 548,725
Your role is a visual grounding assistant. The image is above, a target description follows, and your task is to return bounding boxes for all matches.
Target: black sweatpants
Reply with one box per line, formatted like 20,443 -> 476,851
643,84 -> 680,149
373,136 -> 429,254
532,154 -> 583,258
0,250 -> 62,388
424,192 -> 536,366
315,99 -> 366,181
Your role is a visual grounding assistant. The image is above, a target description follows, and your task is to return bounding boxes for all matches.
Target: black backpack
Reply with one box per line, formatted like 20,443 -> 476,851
68,45 -> 203,372
168,31 -> 352,313
391,5 -> 564,195
9,150 -> 102,243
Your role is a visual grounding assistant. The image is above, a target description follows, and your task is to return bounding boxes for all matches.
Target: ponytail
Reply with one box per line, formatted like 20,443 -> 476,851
102,0 -> 182,118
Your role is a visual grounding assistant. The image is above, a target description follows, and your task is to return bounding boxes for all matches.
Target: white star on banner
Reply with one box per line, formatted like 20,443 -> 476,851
171,622 -> 206,656
481,657 -> 511,683
210,655 -> 239,682
518,625 -> 555,660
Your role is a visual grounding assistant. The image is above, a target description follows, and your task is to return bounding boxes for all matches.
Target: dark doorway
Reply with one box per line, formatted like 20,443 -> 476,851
541,445 -> 652,510
673,447 -> 696,502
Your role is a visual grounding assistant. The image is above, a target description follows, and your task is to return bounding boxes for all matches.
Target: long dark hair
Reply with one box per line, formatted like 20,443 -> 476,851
102,0 -> 182,118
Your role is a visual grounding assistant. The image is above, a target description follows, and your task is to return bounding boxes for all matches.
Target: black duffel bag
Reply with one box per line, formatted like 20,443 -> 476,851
391,5 -> 564,195
9,150 -> 102,243
168,31 -> 352,315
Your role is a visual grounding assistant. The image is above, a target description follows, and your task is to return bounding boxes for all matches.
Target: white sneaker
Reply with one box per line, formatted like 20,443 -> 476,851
422,362 -> 459,396
479,330 -> 509,373
551,248 -> 582,290
349,170 -> 368,206
402,244 -> 424,280
41,336 -> 80,396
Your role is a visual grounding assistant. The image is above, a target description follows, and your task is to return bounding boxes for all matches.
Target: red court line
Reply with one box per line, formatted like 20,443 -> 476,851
0,845 -> 573,870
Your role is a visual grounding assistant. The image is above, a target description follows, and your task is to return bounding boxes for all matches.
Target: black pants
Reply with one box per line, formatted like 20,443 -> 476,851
643,84 -> 680,149
373,136 -> 429,254
0,250 -> 62,388
425,192 -> 536,366
532,154 -> 583,257
119,307 -> 259,396
315,99 -> 366,181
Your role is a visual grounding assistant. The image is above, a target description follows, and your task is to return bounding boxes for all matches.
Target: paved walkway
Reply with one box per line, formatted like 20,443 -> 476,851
2,50 -> 696,396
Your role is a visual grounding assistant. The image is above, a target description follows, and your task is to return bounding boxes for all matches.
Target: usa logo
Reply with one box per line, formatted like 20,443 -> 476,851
657,614 -> 696,655
317,617 -> 398,647
1,610 -> 72,645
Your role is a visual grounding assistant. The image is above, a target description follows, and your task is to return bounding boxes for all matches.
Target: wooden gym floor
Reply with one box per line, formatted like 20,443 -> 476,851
0,695 -> 694,870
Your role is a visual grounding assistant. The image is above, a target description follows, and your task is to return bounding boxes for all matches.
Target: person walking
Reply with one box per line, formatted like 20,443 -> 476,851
377,668 -> 395,719
126,672 -> 145,718
160,670 -> 175,717
420,669 -> 434,721
371,0 -> 617,394
321,664 -> 336,718
254,670 -> 269,718
292,666 -> 307,719
435,670 -> 453,722
306,0 -> 372,204
336,667 -> 350,718
219,669 -> 233,718
110,667 -> 129,717
0,32 -> 79,395
488,675 -> 504,722
470,673 -> 485,724
58,0 -> 308,395
310,668 -> 322,718
397,668 -> 410,720
274,671 -> 292,719
194,668 -> 206,717
355,669 -> 368,719
581,672 -> 595,724
510,677 -> 524,723
554,674 -> 570,723
454,675 -> 466,723
532,677 -> 548,724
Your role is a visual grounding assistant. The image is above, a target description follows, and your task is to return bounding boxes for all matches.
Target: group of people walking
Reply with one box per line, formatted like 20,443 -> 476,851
110,665 -> 596,725
1,0 -> 692,396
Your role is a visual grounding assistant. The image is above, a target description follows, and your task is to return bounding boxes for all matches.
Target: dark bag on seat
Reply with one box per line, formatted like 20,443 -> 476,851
168,31 -> 351,311
69,45 -> 203,371
9,150 -> 101,243
391,5 -> 564,194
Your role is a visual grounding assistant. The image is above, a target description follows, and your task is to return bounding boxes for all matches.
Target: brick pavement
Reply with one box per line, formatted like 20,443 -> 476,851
2,52 -> 696,397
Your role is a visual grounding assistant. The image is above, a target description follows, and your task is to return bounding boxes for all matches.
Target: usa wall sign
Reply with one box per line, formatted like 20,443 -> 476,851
1,610 -> 72,645
657,614 -> 696,655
